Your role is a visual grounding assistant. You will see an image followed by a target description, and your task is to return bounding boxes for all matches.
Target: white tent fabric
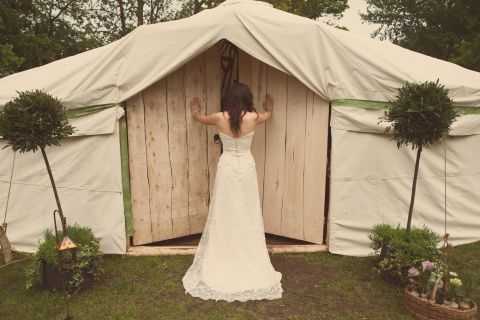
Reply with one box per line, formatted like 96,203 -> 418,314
1,0 -> 480,109
332,105 -> 480,136
328,105 -> 480,256
0,107 -> 126,254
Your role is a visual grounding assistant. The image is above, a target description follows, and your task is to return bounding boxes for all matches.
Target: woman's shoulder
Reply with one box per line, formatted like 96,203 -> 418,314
243,111 -> 259,119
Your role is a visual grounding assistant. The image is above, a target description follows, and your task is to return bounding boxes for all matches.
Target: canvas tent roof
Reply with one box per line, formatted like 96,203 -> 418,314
1,0 -> 480,108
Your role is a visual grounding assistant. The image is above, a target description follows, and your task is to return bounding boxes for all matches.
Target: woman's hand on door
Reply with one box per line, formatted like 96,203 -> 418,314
256,94 -> 273,123
263,94 -> 274,112
190,97 -> 201,115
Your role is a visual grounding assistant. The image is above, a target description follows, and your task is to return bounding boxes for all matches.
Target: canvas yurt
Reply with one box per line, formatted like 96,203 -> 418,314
1,0 -> 480,256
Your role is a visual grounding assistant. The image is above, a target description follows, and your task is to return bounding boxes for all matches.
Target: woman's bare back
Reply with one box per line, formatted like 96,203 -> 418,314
216,111 -> 259,138
190,93 -> 273,131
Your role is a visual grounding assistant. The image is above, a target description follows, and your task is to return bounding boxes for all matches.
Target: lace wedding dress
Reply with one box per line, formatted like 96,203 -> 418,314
182,131 -> 283,302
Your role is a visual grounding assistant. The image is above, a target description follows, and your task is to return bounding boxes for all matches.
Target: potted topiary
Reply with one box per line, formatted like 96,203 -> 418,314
0,90 -> 74,235
0,90 -> 103,291
381,80 -> 458,233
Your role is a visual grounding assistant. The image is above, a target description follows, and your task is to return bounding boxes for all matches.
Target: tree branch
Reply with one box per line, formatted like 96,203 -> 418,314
137,0 -> 145,26
117,0 -> 127,35
50,0 -> 77,25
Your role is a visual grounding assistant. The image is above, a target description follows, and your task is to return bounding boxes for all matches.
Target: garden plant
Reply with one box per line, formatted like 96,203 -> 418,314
369,224 -> 442,284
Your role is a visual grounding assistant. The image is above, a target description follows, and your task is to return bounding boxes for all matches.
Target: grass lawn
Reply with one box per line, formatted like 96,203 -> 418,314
1,241 -> 478,320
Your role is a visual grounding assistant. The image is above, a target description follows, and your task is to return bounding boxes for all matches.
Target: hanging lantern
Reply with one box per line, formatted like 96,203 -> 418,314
53,210 -> 78,262
58,235 -> 78,252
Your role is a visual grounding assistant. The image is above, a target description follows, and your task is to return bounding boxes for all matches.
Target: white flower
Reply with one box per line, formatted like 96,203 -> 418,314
408,267 -> 420,277
450,278 -> 463,287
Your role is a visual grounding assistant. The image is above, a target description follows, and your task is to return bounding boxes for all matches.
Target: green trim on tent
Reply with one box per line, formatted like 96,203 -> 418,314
332,99 -> 390,110
332,99 -> 480,115
119,113 -> 134,237
454,106 -> 480,115
66,103 -> 134,237
66,104 -> 116,119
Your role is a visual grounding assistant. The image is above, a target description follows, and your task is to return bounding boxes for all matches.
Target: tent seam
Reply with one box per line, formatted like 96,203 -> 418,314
0,180 -> 122,194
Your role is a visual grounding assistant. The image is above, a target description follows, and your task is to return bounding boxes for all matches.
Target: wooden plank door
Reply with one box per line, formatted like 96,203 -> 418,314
239,50 -> 329,244
127,46 -> 222,245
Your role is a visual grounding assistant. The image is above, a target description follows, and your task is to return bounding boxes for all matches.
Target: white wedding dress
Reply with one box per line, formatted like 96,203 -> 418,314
182,130 -> 283,302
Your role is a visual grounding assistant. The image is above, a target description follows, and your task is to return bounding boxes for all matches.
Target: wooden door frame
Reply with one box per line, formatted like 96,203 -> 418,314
123,46 -> 332,248
322,102 -> 332,245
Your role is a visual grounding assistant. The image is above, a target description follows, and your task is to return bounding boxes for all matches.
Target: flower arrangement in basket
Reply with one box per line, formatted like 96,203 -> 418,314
404,234 -> 477,320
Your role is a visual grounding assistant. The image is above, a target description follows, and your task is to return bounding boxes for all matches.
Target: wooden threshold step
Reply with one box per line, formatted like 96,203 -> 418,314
127,244 -> 328,256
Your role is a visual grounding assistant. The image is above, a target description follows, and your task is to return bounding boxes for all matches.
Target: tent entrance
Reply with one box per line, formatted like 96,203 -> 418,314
125,45 -> 329,247
127,234 -> 327,256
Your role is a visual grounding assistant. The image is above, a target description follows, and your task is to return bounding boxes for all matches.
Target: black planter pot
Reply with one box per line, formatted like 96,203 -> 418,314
39,259 -> 95,291
380,244 -> 392,259
40,259 -> 66,290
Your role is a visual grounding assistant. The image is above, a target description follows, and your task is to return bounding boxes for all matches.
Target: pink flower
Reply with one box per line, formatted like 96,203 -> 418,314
408,267 -> 420,277
422,260 -> 434,272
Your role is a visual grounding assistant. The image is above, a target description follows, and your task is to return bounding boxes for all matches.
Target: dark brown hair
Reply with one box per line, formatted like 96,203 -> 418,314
222,82 -> 256,136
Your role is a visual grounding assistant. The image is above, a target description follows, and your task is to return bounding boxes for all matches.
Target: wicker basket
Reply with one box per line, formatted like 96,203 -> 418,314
404,288 -> 478,320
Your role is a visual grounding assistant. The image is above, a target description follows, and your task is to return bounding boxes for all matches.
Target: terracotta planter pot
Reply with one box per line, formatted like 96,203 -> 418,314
404,288 -> 478,320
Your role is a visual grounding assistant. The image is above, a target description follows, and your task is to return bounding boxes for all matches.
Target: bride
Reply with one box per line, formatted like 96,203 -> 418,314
182,81 -> 283,302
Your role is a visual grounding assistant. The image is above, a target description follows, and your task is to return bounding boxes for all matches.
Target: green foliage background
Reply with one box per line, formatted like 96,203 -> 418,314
362,0 -> 480,71
2,1 -> 478,77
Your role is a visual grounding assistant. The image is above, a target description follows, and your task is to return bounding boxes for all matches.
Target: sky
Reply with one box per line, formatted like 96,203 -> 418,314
316,0 -> 381,38
336,0 -> 379,37
170,0 -> 382,38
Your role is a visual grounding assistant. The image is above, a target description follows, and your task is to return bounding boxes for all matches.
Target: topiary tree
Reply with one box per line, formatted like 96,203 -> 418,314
0,90 -> 74,236
382,80 -> 458,233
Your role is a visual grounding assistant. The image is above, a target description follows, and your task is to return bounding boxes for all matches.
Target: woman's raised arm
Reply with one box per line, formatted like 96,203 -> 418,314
190,97 -> 220,125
